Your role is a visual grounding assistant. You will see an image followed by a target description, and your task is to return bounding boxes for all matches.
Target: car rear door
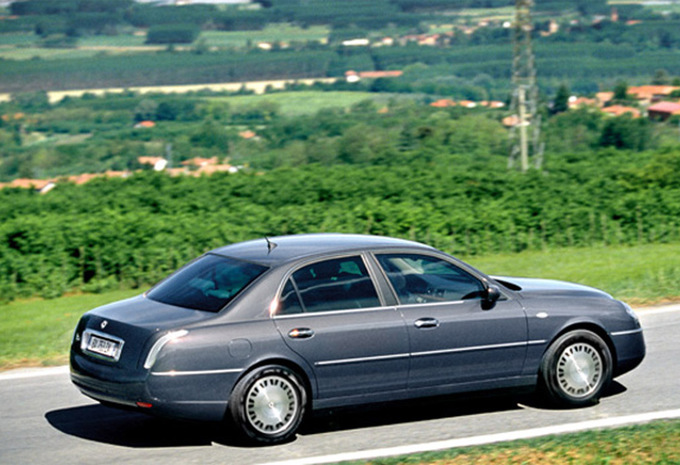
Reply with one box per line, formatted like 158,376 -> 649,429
272,255 -> 409,401
374,252 -> 529,390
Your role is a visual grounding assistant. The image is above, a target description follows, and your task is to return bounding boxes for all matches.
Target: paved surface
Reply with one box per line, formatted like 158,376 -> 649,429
0,307 -> 678,465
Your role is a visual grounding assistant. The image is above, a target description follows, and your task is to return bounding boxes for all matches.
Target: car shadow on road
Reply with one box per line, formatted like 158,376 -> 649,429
298,391 -> 525,436
299,381 -> 628,436
45,382 -> 628,448
517,381 -> 627,410
45,404 -> 225,448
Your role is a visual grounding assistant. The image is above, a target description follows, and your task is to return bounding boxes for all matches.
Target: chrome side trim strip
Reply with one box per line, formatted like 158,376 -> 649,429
397,300 -> 465,309
611,328 -> 643,337
316,340 -> 547,366
151,368 -> 243,377
274,305 -> 390,320
315,353 -> 410,367
412,340 -> 538,358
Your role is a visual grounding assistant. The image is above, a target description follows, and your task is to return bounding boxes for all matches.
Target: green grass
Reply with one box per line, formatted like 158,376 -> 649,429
453,6 -> 515,20
0,33 -> 36,46
76,34 -> 148,48
199,24 -> 329,48
209,91 -> 419,116
0,289 -> 141,369
463,242 -> 680,304
339,419 -> 680,465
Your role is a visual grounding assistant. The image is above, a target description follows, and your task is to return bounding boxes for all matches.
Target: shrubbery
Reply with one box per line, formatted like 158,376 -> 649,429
146,24 -> 200,45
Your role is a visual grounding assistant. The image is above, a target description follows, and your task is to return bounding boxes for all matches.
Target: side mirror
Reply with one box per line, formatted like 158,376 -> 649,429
482,285 -> 501,310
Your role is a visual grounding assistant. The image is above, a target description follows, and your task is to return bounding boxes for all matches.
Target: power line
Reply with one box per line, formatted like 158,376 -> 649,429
508,0 -> 543,172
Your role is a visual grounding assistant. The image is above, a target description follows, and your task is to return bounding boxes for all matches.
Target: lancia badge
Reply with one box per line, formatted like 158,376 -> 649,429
101,320 -> 108,329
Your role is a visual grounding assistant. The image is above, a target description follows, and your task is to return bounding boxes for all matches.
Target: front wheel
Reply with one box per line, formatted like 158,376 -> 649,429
540,329 -> 613,407
228,365 -> 307,444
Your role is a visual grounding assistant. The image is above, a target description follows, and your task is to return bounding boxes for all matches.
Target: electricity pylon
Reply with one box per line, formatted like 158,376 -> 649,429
508,0 -> 543,172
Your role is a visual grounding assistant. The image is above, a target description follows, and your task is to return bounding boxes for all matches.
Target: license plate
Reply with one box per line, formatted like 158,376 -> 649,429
83,331 -> 124,361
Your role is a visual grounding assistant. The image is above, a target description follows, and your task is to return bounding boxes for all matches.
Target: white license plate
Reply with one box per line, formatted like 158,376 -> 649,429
83,331 -> 124,361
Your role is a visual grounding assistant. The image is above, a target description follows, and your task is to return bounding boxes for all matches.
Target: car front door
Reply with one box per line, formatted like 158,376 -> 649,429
374,253 -> 528,390
272,255 -> 409,401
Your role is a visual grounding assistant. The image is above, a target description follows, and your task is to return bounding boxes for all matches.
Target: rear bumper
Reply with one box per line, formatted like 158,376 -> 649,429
70,353 -> 229,422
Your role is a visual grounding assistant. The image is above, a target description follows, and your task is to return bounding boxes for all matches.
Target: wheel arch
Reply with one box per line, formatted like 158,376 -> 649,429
544,321 -> 618,373
232,357 -> 315,408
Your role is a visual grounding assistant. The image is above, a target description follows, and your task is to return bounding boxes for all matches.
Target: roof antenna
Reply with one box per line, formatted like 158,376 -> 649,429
265,236 -> 277,254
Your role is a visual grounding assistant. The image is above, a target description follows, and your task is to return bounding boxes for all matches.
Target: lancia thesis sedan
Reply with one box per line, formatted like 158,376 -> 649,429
70,234 -> 645,444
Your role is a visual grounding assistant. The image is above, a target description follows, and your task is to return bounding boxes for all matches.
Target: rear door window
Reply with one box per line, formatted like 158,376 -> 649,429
279,256 -> 381,314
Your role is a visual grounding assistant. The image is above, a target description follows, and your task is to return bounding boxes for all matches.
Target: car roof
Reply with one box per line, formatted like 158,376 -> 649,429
209,233 -> 434,266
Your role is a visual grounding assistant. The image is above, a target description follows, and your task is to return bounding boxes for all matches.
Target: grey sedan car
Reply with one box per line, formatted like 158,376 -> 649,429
70,234 -> 645,444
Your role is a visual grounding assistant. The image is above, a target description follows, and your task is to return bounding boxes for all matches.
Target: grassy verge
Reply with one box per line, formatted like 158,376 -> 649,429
339,419 -> 680,465
0,242 -> 678,370
464,242 -> 680,305
0,289 -> 141,369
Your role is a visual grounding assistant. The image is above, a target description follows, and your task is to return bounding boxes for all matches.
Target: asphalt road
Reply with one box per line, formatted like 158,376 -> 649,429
1,307 -> 679,465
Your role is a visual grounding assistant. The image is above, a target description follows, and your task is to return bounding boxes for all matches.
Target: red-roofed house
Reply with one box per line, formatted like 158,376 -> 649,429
68,173 -> 101,185
138,156 -> 168,171
502,115 -> 521,127
239,130 -> 258,140
5,178 -> 56,194
134,120 -> 156,129
647,101 -> 680,121
628,85 -> 680,104
358,70 -> 403,79
596,92 -> 614,107
430,99 -> 456,108
601,105 -> 641,118
569,96 -> 598,109
181,157 -> 219,168
345,70 -> 360,83
458,100 -> 477,109
480,101 -> 505,108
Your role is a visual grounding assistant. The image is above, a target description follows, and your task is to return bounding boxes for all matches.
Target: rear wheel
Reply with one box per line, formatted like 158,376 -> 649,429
540,329 -> 612,407
228,365 -> 306,444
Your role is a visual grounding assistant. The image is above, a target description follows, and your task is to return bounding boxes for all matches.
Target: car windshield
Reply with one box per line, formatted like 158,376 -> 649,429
147,254 -> 268,312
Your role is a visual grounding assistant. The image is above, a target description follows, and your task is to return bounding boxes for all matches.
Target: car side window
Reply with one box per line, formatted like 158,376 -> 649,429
280,256 -> 381,314
376,253 -> 484,305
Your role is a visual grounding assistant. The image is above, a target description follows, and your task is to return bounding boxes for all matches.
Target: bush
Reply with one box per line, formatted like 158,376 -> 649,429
146,24 -> 200,45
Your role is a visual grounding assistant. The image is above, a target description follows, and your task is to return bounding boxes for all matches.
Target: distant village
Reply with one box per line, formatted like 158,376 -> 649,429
0,155 -> 243,194
2,81 -> 679,195
502,85 -> 680,127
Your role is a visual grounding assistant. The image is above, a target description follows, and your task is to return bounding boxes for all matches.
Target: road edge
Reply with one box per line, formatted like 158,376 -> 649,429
258,409 -> 680,465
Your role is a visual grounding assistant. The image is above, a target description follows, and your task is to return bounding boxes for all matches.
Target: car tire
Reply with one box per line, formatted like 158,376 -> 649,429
228,365 -> 307,444
540,329 -> 613,407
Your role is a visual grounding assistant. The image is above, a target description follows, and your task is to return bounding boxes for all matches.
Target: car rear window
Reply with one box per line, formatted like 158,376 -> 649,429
147,254 -> 267,312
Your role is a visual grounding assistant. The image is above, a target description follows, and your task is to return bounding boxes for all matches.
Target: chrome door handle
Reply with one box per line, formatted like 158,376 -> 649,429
414,318 -> 439,329
288,328 -> 314,339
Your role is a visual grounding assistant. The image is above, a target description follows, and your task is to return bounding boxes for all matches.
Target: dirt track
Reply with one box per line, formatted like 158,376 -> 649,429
0,77 -> 339,104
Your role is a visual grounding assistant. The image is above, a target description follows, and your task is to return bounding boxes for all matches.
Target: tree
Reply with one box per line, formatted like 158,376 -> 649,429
652,69 -> 671,85
599,116 -> 650,151
11,91 -> 49,112
552,83 -> 570,115
146,24 -> 200,45
134,99 -> 158,122
613,81 -> 630,102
